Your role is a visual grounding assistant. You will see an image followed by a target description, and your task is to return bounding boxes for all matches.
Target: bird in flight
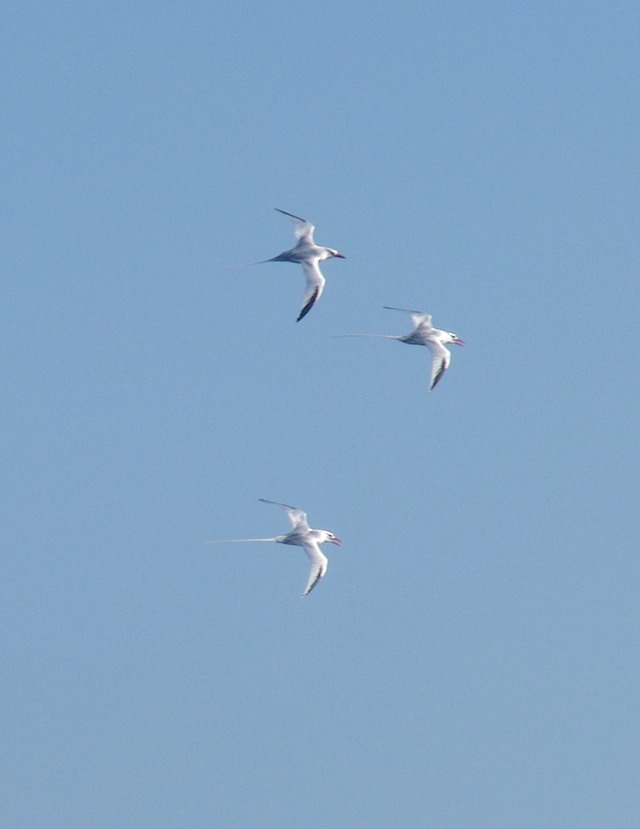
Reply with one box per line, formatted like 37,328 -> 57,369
207,499 -> 341,596
260,208 -> 345,321
338,306 -> 464,390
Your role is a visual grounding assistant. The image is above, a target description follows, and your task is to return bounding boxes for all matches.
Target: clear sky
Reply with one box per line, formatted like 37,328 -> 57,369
2,2 -> 639,827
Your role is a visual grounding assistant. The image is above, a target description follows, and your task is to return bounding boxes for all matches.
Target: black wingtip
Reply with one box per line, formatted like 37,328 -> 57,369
302,573 -> 322,597
296,287 -> 320,322
275,207 -> 306,223
430,365 -> 446,390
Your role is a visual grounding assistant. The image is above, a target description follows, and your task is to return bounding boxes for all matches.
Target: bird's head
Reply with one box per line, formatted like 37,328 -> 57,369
325,531 -> 342,546
448,332 -> 465,346
324,247 -> 346,260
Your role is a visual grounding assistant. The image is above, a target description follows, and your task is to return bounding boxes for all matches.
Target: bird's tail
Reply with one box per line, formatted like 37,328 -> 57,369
221,258 -> 278,269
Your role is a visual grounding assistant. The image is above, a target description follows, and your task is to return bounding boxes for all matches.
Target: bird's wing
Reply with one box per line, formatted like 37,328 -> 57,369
383,306 -> 431,330
334,333 -> 401,340
426,340 -> 451,390
301,540 -> 329,596
204,537 -> 277,544
259,498 -> 309,531
275,208 -> 315,244
297,259 -> 326,321
412,314 -> 433,332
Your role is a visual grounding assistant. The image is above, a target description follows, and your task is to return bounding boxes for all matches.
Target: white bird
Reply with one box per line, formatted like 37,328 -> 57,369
260,208 -> 346,321
338,306 -> 464,390
206,499 -> 341,596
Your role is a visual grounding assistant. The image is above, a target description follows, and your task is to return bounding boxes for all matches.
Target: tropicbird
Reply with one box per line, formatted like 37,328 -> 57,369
260,208 -> 345,321
207,499 -> 341,596
338,306 -> 464,390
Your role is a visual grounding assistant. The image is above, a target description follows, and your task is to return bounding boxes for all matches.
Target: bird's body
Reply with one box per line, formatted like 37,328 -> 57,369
262,208 -> 345,321
207,499 -> 341,596
338,306 -> 464,390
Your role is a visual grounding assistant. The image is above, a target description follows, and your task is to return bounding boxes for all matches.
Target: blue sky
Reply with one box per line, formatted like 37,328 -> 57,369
2,2 -> 639,827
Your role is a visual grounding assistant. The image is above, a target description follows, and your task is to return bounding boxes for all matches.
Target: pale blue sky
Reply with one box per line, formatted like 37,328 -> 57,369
2,2 -> 639,827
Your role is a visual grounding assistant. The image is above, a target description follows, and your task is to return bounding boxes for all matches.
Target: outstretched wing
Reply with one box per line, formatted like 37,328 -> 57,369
383,306 -> 432,330
297,259 -> 326,322
275,208 -> 315,244
301,540 -> 329,596
259,498 -> 309,531
426,340 -> 451,390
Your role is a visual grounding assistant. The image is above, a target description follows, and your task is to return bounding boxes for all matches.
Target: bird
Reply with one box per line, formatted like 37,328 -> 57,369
206,499 -> 341,596
337,306 -> 464,390
260,208 -> 345,321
